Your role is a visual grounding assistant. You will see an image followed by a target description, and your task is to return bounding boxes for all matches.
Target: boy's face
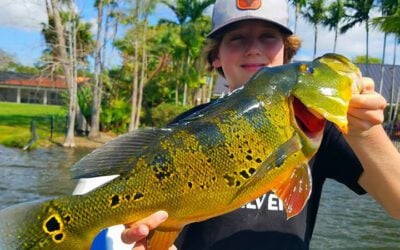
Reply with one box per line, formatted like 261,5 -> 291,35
213,20 -> 285,91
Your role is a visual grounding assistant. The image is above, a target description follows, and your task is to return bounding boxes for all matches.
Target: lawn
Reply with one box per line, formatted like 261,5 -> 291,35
0,102 -> 67,148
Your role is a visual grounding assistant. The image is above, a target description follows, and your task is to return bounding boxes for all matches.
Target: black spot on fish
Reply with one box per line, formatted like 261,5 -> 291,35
240,170 -> 250,179
229,153 -> 234,159
110,195 -> 120,207
249,168 -> 256,175
236,180 -> 241,186
134,192 -> 144,201
155,171 -> 171,181
247,149 -> 252,154
188,182 -> 193,188
212,176 -> 216,181
223,174 -> 235,187
64,215 -> 71,223
207,158 -> 212,163
246,155 -> 253,161
54,233 -> 64,241
125,195 -> 131,201
255,158 -> 262,163
45,216 -> 60,232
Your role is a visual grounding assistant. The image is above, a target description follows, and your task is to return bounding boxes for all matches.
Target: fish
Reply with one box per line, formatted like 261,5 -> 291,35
0,53 -> 362,249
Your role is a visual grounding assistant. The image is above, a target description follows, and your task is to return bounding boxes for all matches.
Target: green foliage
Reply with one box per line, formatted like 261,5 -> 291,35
340,0 -> 374,34
373,1 -> 400,35
77,84 -> 93,123
100,98 -> 131,133
302,0 -> 326,25
353,55 -> 382,64
0,48 -> 16,71
323,0 -> 345,31
150,103 -> 191,127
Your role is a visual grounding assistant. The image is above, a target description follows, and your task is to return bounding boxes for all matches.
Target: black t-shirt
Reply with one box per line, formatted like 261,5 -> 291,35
169,102 -> 366,250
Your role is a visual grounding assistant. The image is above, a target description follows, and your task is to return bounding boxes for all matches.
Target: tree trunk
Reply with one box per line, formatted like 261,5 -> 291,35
129,2 -> 140,132
379,32 -> 387,94
313,25 -> 318,59
365,20 -> 370,76
89,0 -> 104,139
294,4 -> 300,34
388,35 -> 398,134
135,17 -> 148,129
333,27 -> 338,53
50,0 -> 76,147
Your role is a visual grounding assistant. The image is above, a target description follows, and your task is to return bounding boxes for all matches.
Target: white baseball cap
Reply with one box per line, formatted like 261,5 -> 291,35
208,0 -> 292,38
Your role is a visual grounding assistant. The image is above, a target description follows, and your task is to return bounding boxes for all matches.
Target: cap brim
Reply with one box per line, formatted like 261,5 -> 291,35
207,17 -> 293,38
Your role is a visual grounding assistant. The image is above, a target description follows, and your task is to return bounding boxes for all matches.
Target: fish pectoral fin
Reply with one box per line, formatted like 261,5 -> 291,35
273,162 -> 312,219
147,228 -> 181,250
71,128 -> 171,179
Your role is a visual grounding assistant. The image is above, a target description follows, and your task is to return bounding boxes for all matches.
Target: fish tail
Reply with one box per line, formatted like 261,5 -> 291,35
0,196 -> 94,249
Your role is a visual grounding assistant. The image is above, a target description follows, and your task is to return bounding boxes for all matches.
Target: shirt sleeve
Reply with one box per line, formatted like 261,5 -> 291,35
315,122 -> 366,195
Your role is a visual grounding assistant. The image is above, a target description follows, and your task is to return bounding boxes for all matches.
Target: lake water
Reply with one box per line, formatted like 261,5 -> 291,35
0,145 -> 399,249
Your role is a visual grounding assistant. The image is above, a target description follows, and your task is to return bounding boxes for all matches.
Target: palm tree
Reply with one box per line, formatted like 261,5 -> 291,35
373,3 -> 400,134
340,0 -> 374,75
373,0 -> 398,95
161,0 -> 215,105
89,0 -> 105,139
289,0 -> 307,34
302,0 -> 326,59
322,0 -> 345,53
45,0 -> 79,147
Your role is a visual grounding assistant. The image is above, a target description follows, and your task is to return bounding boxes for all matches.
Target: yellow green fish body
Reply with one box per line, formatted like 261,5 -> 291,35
0,54 -> 362,249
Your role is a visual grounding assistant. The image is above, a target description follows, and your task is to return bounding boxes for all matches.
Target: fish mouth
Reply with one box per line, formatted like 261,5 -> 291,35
292,97 -> 325,138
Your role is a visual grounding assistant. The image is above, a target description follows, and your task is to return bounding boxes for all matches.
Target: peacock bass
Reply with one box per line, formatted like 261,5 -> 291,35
0,54 -> 362,249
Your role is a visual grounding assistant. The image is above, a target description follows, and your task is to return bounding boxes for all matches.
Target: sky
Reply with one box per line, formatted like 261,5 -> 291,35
0,0 -> 398,67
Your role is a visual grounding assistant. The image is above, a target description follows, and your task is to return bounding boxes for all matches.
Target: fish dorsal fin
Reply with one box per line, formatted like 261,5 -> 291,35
148,228 -> 181,249
168,88 -> 243,126
71,128 -> 171,179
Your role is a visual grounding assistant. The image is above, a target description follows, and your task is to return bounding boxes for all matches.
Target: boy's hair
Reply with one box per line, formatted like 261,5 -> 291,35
203,31 -> 302,77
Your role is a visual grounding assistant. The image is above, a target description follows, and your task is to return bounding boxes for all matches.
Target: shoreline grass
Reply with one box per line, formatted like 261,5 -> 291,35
0,102 -> 67,148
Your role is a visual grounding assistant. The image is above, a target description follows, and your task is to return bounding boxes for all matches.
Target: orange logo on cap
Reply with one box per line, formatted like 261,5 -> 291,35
237,0 -> 261,10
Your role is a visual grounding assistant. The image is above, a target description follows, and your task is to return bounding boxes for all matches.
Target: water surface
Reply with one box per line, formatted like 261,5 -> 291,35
0,145 -> 399,249
0,145 -> 90,209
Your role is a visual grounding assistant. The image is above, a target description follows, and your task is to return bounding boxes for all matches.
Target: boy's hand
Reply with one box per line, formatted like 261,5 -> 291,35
121,211 -> 176,250
346,77 -> 387,137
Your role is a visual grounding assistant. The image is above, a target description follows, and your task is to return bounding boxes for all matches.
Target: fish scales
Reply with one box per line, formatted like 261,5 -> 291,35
0,54 -> 363,249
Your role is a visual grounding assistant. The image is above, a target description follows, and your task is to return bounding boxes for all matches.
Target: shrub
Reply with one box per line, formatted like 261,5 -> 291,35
150,103 -> 191,127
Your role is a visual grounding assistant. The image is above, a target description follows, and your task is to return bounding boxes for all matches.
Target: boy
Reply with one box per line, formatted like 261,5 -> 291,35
122,0 -> 400,249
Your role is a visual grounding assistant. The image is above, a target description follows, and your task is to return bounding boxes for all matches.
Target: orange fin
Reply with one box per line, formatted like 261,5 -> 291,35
274,162 -> 312,219
148,228 -> 181,250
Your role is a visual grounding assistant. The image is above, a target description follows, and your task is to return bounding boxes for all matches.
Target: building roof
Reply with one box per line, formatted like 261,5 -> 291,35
213,63 -> 400,104
357,64 -> 400,104
0,71 -> 88,89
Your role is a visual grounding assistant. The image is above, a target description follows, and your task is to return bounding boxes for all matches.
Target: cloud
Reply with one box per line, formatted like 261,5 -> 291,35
0,0 -> 47,31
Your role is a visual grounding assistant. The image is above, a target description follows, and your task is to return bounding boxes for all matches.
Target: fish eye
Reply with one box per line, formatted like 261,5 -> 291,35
299,64 -> 314,74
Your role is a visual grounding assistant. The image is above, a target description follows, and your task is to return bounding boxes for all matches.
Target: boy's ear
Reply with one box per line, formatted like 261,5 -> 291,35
212,58 -> 221,68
